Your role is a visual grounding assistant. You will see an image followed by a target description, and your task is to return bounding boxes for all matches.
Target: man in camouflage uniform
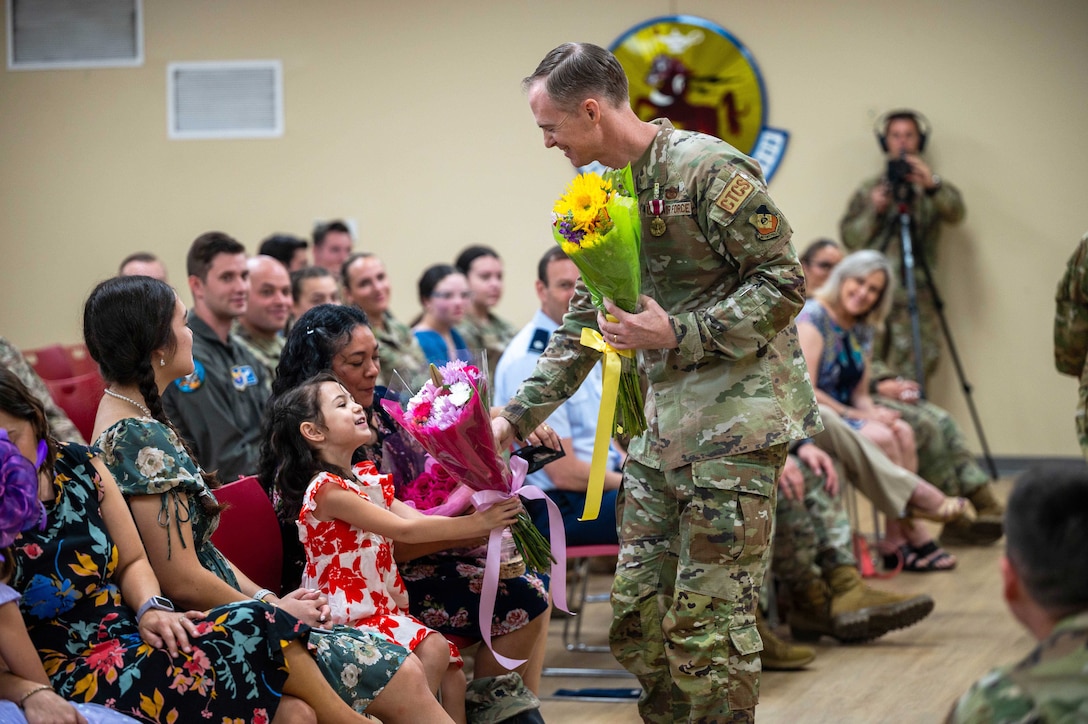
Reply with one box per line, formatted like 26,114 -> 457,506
947,464 -> 1088,722
872,389 -> 1004,544
233,255 -> 292,386
840,110 -> 965,386
493,43 -> 821,722
1054,232 -> 1088,461
0,336 -> 85,443
341,252 -> 430,390
774,442 -> 934,645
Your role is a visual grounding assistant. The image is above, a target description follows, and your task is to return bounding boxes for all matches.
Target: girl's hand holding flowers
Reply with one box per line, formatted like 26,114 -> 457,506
468,497 -> 522,537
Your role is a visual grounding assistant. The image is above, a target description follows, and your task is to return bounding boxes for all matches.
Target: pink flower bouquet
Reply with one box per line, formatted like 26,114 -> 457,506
380,360 -> 554,573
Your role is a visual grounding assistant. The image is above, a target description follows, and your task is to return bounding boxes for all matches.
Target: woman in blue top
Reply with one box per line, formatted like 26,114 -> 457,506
797,250 -> 958,571
412,265 -> 472,367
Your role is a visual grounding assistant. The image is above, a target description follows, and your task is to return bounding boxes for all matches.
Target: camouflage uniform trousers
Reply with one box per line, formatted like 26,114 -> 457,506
772,456 -> 855,593
875,396 -> 989,497
1079,378 -> 1088,461
609,445 -> 786,724
873,285 -> 941,385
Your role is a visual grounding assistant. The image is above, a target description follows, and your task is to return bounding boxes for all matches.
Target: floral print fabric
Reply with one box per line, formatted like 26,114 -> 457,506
11,443 -> 303,723
95,418 -> 409,714
299,462 -> 461,665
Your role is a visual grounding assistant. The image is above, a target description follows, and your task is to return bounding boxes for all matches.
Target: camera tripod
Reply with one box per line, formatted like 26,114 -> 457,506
887,197 -> 999,480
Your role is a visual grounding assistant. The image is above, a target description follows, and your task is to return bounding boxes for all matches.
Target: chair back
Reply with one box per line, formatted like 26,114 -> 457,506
45,371 -> 106,442
24,344 -> 72,380
210,475 -> 284,594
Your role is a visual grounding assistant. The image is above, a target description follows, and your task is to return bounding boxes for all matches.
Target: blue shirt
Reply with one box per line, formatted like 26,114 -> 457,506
494,309 -> 619,492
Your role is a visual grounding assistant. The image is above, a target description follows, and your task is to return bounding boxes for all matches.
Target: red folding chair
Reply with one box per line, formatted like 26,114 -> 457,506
24,344 -> 74,380
45,371 -> 106,442
210,475 -> 284,594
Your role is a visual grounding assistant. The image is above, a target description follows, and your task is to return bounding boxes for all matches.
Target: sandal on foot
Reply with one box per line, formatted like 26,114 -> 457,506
901,541 -> 957,572
907,496 -> 975,525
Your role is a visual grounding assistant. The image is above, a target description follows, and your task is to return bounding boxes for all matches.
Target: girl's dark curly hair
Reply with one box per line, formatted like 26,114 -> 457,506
258,371 -> 348,524
273,304 -> 369,397
82,275 -> 221,495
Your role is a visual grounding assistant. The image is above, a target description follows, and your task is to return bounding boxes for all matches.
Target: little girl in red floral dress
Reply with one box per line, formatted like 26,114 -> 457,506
264,373 -> 521,724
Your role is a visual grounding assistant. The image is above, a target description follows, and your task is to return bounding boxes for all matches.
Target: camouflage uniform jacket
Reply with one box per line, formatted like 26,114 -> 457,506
374,311 -> 428,389
948,610 -> 1088,723
503,119 -> 821,471
1054,232 -> 1088,378
457,310 -> 517,382
231,321 -> 285,387
0,336 -> 85,443
841,173 -> 965,382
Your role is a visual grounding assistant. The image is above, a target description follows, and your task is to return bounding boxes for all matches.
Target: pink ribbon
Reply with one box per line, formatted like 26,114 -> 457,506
470,455 -> 570,670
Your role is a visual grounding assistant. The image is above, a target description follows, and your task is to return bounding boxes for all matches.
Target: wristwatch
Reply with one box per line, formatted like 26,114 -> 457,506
136,595 -> 175,623
925,174 -> 942,195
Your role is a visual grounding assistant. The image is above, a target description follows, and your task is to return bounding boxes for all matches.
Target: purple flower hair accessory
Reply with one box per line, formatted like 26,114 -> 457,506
0,429 -> 45,559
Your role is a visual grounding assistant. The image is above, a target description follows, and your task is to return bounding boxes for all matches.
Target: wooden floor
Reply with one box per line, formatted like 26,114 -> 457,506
533,477 -> 1030,723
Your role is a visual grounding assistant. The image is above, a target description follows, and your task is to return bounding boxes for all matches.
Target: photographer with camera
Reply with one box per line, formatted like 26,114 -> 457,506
840,110 -> 964,387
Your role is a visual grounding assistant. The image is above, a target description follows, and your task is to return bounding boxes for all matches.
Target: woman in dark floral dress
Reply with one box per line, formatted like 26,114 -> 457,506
0,368 -> 311,724
272,304 -> 552,693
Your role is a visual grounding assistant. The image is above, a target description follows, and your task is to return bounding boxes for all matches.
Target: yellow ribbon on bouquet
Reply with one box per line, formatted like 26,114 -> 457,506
578,326 -> 634,521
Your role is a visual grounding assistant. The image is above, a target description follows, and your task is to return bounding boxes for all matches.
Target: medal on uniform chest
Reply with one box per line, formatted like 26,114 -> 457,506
649,182 -> 666,237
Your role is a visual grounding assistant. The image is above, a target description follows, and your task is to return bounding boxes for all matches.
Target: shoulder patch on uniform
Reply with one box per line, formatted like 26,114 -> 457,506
174,359 -> 205,393
231,365 -> 259,391
529,328 -> 550,353
747,204 -> 782,241
715,174 -> 755,215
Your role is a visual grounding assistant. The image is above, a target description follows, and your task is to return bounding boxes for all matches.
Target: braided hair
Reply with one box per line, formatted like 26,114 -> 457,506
82,276 -> 221,494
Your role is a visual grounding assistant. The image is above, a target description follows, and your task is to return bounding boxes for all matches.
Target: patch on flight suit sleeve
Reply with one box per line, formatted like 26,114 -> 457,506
715,174 -> 755,215
231,365 -> 259,391
174,359 -> 205,393
747,204 -> 782,241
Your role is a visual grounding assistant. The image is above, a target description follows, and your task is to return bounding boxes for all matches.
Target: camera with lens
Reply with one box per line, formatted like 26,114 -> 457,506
886,155 -> 914,203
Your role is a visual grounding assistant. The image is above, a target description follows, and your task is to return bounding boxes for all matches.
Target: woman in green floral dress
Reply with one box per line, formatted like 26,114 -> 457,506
84,275 -> 453,723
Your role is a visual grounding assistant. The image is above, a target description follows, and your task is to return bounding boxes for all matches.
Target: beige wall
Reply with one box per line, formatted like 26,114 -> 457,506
2,0 -> 1086,457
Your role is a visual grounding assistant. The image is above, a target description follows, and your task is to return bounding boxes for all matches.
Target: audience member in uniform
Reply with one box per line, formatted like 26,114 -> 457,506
412,265 -> 471,368
454,245 -> 516,381
118,251 -> 168,281
494,247 -> 621,546
291,266 -> 341,320
341,253 -> 428,389
234,255 -> 292,383
948,463 -> 1088,722
162,232 -> 269,481
259,233 -> 310,272
312,220 -> 353,275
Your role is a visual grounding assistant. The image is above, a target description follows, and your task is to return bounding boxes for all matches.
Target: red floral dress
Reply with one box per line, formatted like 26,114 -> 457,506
299,462 -> 461,665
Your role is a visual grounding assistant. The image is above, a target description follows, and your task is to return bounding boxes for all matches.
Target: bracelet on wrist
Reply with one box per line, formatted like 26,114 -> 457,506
18,684 -> 52,708
253,588 -> 275,603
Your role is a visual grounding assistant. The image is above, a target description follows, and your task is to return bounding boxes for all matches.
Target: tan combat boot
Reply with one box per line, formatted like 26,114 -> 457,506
942,482 -> 1004,545
756,609 -> 815,670
787,578 -> 869,643
826,566 -> 935,640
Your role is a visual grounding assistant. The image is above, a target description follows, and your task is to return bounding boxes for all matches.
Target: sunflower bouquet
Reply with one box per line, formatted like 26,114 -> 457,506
552,165 -> 646,439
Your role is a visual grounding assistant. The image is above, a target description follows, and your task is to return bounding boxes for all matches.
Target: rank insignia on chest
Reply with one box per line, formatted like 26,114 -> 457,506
231,365 -> 259,390
748,204 -> 781,240
715,174 -> 755,215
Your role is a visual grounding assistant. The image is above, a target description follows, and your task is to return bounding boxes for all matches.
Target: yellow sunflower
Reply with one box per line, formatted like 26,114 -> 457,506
553,173 -> 614,233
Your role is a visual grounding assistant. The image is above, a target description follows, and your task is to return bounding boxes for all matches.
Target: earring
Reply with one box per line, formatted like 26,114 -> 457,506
160,358 -> 166,367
